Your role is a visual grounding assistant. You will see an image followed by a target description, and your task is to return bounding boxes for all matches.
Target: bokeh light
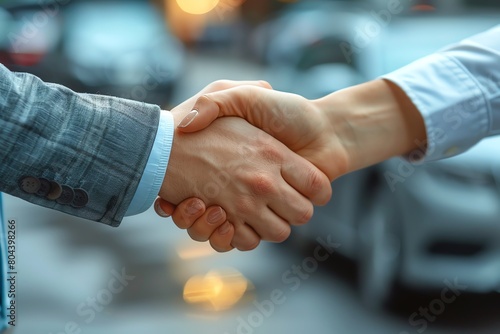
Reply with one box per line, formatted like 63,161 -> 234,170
183,269 -> 249,311
176,0 -> 220,15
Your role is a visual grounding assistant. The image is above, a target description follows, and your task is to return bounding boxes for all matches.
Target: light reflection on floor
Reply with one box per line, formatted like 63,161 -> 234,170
5,192 -> 500,334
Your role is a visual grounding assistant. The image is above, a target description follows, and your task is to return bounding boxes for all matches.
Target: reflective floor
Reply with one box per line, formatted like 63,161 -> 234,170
5,193 -> 500,334
4,53 -> 500,334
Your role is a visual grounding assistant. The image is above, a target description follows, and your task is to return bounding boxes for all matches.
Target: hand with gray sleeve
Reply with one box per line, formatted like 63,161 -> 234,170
0,65 -> 332,251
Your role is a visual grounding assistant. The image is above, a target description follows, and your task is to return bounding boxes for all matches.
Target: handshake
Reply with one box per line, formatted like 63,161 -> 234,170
153,79 -> 425,252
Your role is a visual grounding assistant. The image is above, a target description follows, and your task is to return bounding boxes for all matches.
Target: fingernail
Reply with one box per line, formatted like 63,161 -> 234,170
186,199 -> 203,216
178,110 -> 198,128
155,201 -> 170,218
218,222 -> 231,235
207,207 -> 223,224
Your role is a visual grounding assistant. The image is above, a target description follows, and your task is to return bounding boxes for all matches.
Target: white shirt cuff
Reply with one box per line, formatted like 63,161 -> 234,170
382,53 -> 489,162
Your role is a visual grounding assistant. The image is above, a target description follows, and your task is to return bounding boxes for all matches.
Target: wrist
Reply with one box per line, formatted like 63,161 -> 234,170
314,79 -> 426,173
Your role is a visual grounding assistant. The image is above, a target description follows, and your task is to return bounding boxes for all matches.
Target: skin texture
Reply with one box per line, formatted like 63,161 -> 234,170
158,79 -> 426,252
158,81 -> 332,251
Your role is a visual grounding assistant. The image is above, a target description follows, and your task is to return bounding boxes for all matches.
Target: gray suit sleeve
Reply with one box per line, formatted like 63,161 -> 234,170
0,64 -> 161,226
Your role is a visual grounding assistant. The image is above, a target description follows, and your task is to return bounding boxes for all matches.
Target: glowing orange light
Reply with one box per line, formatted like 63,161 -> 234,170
176,0 -> 220,15
183,269 -> 249,311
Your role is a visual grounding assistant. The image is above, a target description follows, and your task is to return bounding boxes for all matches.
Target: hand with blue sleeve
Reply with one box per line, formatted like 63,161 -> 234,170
158,79 -> 426,251
158,82 -> 332,251
160,25 -> 500,251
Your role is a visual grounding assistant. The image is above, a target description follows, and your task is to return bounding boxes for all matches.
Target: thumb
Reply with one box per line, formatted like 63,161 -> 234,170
176,85 -> 272,133
177,95 -> 221,133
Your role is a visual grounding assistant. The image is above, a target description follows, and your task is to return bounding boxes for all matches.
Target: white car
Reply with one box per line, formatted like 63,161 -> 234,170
290,2 -> 500,308
295,136 -> 500,308
370,138 -> 500,304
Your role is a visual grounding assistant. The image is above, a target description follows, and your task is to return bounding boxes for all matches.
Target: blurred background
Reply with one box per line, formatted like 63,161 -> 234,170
1,0 -> 500,333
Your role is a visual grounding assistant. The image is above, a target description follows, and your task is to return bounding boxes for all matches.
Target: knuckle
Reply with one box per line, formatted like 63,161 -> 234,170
214,247 -> 232,253
235,197 -> 254,216
172,216 -> 192,229
187,229 -> 208,242
237,238 -> 260,252
208,80 -> 232,91
307,168 -> 328,193
269,225 -> 291,243
211,242 -> 233,253
318,184 -> 333,206
259,144 -> 283,163
304,169 -> 330,205
295,204 -> 314,226
258,80 -> 272,89
249,173 -> 276,196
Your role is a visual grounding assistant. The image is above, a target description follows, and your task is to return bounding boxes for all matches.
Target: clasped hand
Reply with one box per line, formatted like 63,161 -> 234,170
156,81 -> 341,252
154,78 -> 427,252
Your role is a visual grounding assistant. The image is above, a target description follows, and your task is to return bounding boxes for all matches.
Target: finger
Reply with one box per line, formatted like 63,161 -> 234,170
177,95 -> 220,132
154,197 -> 175,218
173,81 -> 272,120
170,198 -> 206,229
187,206 -> 227,242
267,182 -> 315,227
177,85 -> 270,133
244,207 -> 291,243
203,80 -> 272,93
230,223 -> 261,251
281,152 -> 333,206
209,221 -> 235,253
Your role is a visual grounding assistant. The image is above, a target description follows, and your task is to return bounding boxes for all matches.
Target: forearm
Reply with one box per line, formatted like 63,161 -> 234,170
315,25 -> 500,172
0,65 -> 160,226
381,25 -> 500,162
314,79 -> 426,173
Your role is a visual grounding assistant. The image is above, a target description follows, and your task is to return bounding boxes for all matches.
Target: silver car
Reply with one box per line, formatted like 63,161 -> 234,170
289,2 -> 500,308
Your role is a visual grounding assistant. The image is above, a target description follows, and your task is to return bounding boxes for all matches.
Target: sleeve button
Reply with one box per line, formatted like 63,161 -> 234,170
72,189 -> 89,208
56,185 -> 74,205
36,178 -> 52,197
19,176 -> 41,194
46,181 -> 63,200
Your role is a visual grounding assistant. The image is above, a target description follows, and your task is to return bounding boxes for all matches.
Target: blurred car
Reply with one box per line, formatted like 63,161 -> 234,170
294,137 -> 500,309
288,1 -> 500,308
0,0 -> 184,106
367,138 -> 500,305
251,1 -> 369,98
0,4 -> 62,81
358,1 -> 500,79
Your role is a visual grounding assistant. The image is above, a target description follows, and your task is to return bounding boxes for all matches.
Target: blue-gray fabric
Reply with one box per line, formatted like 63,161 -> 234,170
0,64 -> 161,226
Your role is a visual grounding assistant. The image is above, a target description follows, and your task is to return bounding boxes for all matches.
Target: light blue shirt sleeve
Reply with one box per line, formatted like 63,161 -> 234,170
382,25 -> 500,161
125,110 -> 174,216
